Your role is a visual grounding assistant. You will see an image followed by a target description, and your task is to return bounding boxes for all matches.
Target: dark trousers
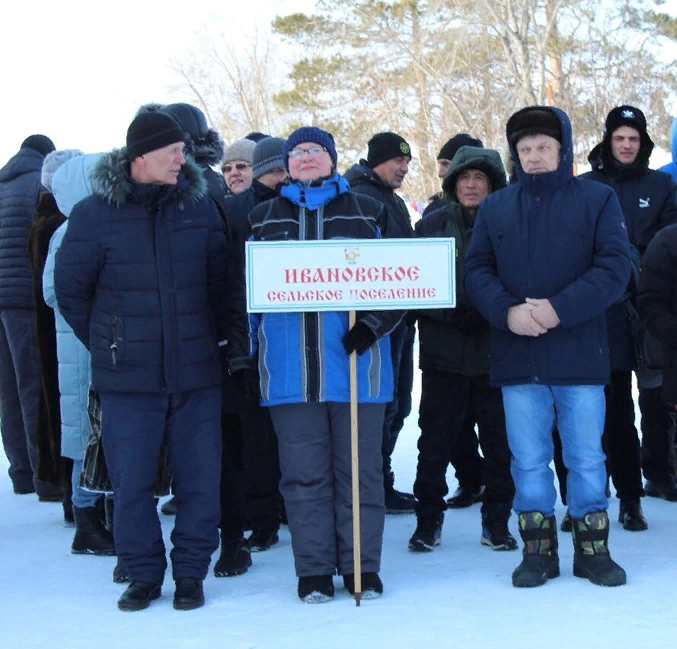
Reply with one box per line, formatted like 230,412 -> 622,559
449,414 -> 484,491
382,321 -> 415,491
414,370 -> 514,518
640,386 -> 676,483
554,370 -> 640,503
0,308 -> 59,497
270,402 -> 386,577
101,387 -> 222,585
220,411 -> 245,540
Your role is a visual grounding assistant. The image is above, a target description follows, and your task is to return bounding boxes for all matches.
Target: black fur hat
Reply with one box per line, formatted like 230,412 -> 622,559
506,108 -> 562,148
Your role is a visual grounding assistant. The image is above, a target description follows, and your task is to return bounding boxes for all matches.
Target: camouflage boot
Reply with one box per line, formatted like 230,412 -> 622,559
512,511 -> 560,588
571,511 -> 626,587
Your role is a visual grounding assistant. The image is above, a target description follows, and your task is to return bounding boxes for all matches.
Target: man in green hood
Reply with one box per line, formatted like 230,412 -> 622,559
408,146 -> 516,553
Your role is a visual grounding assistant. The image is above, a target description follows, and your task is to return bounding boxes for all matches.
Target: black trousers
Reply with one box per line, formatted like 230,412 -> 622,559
414,370 -> 514,518
554,370 -> 641,503
640,386 -> 676,484
449,413 -> 484,491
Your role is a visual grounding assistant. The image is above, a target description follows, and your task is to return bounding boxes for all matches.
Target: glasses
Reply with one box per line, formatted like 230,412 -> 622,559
288,146 -> 327,159
222,162 -> 251,173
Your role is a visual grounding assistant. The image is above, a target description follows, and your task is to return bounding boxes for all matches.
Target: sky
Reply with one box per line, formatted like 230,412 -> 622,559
0,0 -> 314,163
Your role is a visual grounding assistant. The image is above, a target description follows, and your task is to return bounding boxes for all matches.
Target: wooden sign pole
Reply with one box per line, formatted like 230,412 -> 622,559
349,310 -> 362,606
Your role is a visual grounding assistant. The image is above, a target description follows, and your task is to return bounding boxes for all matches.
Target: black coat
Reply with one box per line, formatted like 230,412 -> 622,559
637,223 -> 677,404
55,149 -> 244,394
344,162 -> 414,238
0,148 -> 46,309
582,145 -> 677,370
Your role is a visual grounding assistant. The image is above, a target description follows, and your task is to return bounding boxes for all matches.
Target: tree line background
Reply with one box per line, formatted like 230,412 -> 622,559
173,0 -> 677,200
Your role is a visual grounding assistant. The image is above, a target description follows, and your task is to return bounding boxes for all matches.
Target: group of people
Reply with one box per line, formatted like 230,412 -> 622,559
1,97 -> 677,610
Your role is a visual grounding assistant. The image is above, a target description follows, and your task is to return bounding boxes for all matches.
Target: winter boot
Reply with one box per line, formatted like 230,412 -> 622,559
213,535 -> 252,577
480,502 -> 518,551
644,479 -> 677,502
117,581 -> 161,612
113,557 -> 130,584
343,572 -> 383,599
560,511 -> 572,533
512,511 -> 560,588
71,506 -> 116,555
571,511 -> 626,586
618,499 -> 648,532
385,488 -> 416,514
247,525 -> 280,552
62,499 -> 75,527
408,513 -> 444,552
446,484 -> 485,509
160,496 -> 177,515
173,577 -> 205,611
298,575 -> 335,603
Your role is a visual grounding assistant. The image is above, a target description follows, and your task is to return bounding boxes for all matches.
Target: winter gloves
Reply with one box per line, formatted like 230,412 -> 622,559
342,321 -> 377,356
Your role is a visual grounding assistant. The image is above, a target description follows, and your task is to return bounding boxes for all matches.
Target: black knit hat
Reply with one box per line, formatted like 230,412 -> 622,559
366,132 -> 412,169
506,107 -> 562,148
604,105 -> 650,141
21,134 -> 55,157
437,134 -> 483,161
126,112 -> 185,160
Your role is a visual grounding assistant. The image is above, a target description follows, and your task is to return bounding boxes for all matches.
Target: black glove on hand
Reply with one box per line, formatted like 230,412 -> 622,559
342,321 -> 377,356
231,368 -> 260,406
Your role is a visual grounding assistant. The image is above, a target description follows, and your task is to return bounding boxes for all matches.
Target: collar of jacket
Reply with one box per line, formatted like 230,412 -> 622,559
89,147 -> 207,208
251,178 -> 278,201
280,173 -> 350,210
588,141 -> 650,180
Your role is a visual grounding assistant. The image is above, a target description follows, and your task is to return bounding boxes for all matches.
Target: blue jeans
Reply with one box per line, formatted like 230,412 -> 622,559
71,459 -> 100,509
502,384 -> 608,518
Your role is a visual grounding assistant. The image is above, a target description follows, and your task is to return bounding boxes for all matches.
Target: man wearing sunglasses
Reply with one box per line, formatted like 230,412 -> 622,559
222,139 -> 256,195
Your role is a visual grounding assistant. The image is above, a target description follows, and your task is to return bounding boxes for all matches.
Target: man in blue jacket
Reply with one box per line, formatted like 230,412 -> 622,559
464,106 -> 630,588
55,111 -> 241,612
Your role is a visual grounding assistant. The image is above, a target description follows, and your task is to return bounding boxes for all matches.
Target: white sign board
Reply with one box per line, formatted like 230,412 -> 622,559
245,238 -> 455,313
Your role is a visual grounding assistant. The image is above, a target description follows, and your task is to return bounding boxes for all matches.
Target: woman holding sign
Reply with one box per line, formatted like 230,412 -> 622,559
230,127 -> 403,603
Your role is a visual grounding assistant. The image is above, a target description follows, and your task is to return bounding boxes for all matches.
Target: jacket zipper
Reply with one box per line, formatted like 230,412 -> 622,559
110,315 -> 118,366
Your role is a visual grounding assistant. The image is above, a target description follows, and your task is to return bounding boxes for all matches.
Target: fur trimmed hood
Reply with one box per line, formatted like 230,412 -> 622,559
89,148 -> 207,207
136,103 -> 225,167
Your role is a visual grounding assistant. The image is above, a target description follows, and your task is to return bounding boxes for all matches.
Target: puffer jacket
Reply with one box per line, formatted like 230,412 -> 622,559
232,173 -> 403,406
658,117 -> 677,184
54,148 -> 241,394
43,154 -> 100,459
0,148 -> 46,309
464,107 -> 631,386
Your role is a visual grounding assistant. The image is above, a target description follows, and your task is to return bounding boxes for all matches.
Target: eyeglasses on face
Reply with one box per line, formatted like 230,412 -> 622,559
288,146 -> 328,159
222,162 -> 251,173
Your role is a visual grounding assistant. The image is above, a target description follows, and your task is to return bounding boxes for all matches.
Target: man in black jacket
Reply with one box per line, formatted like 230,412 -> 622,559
344,132 -> 417,513
581,106 -> 677,522
0,134 -> 61,501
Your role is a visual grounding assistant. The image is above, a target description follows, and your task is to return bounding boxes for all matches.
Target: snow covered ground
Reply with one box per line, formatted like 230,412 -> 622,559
2,368 -> 677,649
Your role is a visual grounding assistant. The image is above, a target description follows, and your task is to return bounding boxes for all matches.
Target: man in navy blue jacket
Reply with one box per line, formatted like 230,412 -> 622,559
464,106 -> 630,589
55,111 -> 242,612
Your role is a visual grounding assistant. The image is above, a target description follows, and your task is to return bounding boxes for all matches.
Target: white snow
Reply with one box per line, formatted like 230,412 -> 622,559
2,368 -> 677,648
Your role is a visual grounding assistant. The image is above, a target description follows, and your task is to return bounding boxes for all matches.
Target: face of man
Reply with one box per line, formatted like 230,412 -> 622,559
372,156 -> 410,189
132,142 -> 185,185
455,169 -> 491,209
222,160 -> 253,194
516,134 -> 560,174
287,142 -> 333,182
610,125 -> 641,165
437,158 -> 452,180
257,166 -> 288,190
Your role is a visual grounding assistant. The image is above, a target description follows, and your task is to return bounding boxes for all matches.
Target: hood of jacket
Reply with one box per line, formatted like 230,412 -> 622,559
0,148 -> 44,184
89,148 -> 207,207
51,153 -> 104,217
509,106 -> 574,192
588,120 -> 654,177
441,146 -> 507,199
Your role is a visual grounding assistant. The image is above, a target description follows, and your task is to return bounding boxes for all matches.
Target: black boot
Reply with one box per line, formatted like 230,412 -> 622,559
446,484 -> 484,509
117,581 -> 161,611
385,488 -> 416,514
480,502 -> 518,551
62,499 -> 75,527
160,496 -> 177,515
213,535 -> 252,577
173,577 -> 205,610
113,557 -> 129,583
408,513 -> 444,552
343,572 -> 383,599
560,511 -> 572,533
512,511 -> 560,588
298,575 -> 334,603
71,506 -> 116,555
644,479 -> 677,502
572,511 -> 626,586
618,499 -> 648,531
247,526 -> 280,552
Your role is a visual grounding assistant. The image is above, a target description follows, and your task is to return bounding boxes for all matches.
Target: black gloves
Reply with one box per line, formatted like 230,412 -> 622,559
342,321 -> 377,356
230,367 -> 260,406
